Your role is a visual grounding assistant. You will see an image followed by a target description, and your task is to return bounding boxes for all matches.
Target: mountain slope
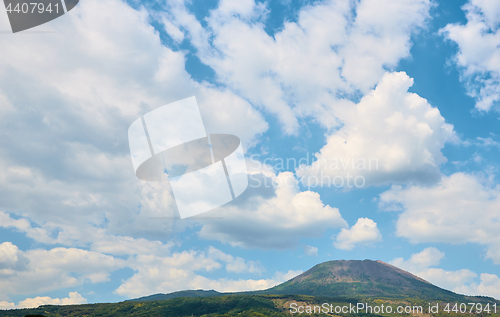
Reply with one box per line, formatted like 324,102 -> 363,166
261,260 -> 467,300
2,260 -> 498,317
128,290 -> 222,301
132,259 -> 497,303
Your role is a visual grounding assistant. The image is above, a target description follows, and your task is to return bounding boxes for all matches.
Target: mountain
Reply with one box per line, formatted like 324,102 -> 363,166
128,290 -> 222,301
133,259 -> 496,302
2,293 -> 499,317
260,259 -> 466,300
1,260 -> 498,317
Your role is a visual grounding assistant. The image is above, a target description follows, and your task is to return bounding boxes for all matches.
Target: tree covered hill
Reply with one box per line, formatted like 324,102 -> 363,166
0,294 -> 498,317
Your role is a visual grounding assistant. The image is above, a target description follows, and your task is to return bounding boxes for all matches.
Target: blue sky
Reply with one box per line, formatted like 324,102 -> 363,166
0,0 -> 500,309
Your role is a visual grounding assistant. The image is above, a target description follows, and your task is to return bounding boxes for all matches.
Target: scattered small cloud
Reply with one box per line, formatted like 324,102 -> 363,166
391,248 -> 500,300
441,0 -> 500,112
198,172 -> 347,249
380,173 -> 500,264
303,245 -> 318,256
334,218 -> 382,250
0,292 -> 86,310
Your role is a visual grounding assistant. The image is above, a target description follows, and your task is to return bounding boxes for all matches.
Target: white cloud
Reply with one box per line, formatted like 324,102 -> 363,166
197,172 -> 347,249
0,242 -> 27,276
0,0 -> 268,247
297,72 -> 456,187
423,269 -> 479,292
0,292 -> 87,310
161,0 -> 454,189
303,245 -> 318,256
0,212 -> 57,245
0,302 -> 15,310
0,211 -> 177,257
455,273 -> 500,300
441,0 -> 500,112
114,246 -> 299,298
475,137 -> 500,148
391,247 -> 476,291
0,241 -> 126,300
91,235 -> 174,257
334,218 -> 382,250
165,0 -> 433,134
196,85 -> 268,148
0,0 -> 439,263
391,248 -> 500,300
27,248 -> 125,283
341,0 -> 433,91
380,172 -> 500,263
1,0 -> 489,306
391,251 -> 477,291
0,238 -> 300,301
182,269 -> 302,294
392,247 -> 445,270
216,0 -> 264,19
0,210 -> 304,300
208,247 -> 263,274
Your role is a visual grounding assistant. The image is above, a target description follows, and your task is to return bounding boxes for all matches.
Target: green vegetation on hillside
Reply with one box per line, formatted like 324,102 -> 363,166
0,295 -> 499,317
2,260 -> 498,317
0,295 -> 289,317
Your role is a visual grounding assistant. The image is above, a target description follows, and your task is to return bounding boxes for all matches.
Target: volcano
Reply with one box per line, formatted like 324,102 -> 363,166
132,259 -> 497,302
261,259 -> 468,300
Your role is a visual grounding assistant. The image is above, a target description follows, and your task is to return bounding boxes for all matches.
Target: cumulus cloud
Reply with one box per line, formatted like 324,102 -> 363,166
393,247 -> 445,270
0,292 -> 87,310
208,247 -> 263,274
0,204 -> 319,299
91,235 -> 175,257
0,0 -> 439,258
297,72 -> 456,187
441,0 -> 500,112
391,248 -> 500,300
197,172 -> 347,249
334,218 -> 382,250
455,274 -> 500,300
0,239 -> 300,301
2,0 -> 493,305
380,172 -> 500,263
0,0 -> 268,246
0,242 -> 28,276
114,246 -> 299,298
391,248 -> 477,291
164,0 -> 454,188
0,302 -> 15,311
0,242 -> 125,299
162,0 -> 433,134
0,211 -> 176,256
303,245 -> 318,257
